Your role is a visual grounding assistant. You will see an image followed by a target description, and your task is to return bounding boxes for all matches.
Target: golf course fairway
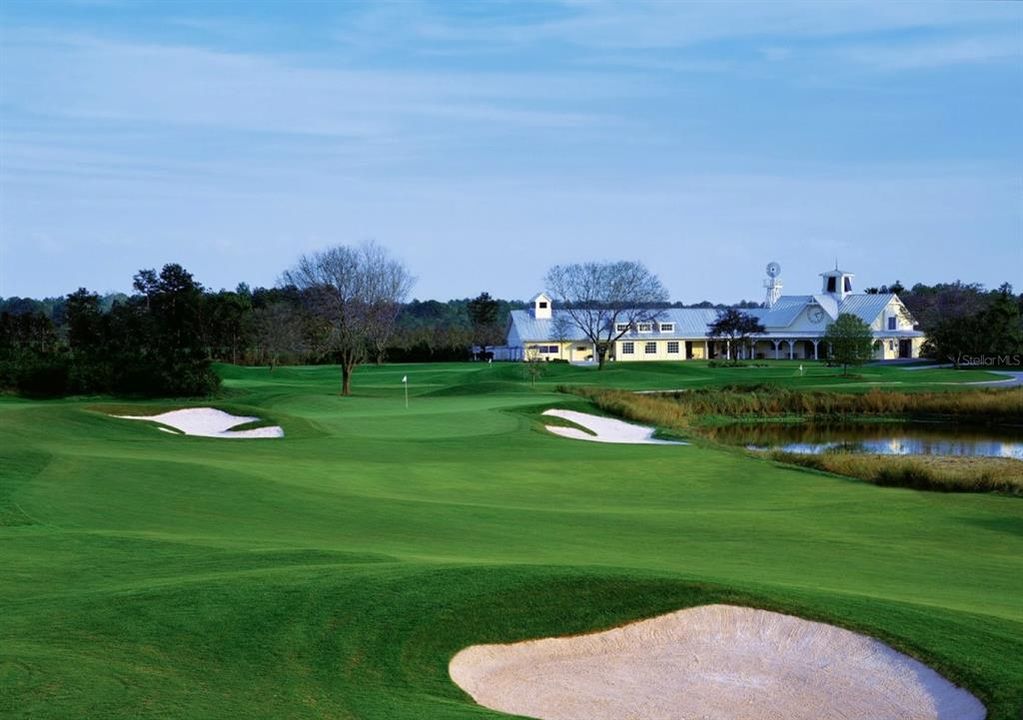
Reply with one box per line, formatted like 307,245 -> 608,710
2,361 -> 1021,718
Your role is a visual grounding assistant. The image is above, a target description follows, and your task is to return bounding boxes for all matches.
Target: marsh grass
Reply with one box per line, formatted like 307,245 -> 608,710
770,452 -> 1023,495
676,385 -> 1023,422
564,385 -> 1023,425
563,386 -> 693,430
564,385 -> 1023,495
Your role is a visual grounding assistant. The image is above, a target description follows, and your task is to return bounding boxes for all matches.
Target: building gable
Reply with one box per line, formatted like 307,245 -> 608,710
507,266 -> 923,355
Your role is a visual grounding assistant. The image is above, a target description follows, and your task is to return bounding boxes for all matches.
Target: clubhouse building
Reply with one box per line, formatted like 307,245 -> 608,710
504,264 -> 925,363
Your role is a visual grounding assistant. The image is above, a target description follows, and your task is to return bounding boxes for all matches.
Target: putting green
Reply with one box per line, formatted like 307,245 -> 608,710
1,361 -> 1020,719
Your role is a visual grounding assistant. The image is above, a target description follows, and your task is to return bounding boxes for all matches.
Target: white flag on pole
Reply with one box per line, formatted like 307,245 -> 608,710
402,375 -> 407,383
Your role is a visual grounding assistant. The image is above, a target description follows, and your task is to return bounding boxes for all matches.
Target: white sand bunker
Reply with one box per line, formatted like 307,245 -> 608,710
542,408 -> 684,445
450,604 -> 985,720
115,408 -> 283,439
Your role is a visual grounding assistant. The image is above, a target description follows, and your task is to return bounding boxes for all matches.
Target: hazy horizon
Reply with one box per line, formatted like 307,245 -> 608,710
2,1 -> 1020,303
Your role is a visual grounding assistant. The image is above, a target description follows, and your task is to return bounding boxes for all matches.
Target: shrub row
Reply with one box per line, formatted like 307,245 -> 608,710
0,352 -> 220,398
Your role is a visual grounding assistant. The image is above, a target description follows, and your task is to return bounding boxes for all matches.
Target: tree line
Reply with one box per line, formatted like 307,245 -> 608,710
3,245 -> 1020,398
0,265 -> 525,398
893,281 -> 1023,367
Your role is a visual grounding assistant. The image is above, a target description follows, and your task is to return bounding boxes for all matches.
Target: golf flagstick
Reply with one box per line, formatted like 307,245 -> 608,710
402,375 -> 408,409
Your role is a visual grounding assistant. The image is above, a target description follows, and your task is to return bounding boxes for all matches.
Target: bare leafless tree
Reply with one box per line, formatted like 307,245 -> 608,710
282,242 -> 414,395
550,312 -> 575,360
523,345 -> 545,386
544,261 -> 668,368
361,243 -> 415,365
254,302 -> 305,372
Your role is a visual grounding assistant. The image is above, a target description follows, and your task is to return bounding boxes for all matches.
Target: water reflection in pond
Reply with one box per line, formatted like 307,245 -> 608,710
704,422 -> 1023,460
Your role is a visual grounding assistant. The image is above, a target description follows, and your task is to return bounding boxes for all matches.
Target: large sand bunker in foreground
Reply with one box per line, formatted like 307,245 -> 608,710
542,408 -> 684,445
115,408 -> 283,439
449,604 -> 985,720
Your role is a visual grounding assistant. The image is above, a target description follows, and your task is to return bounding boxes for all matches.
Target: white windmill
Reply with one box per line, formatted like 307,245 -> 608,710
764,261 -> 783,308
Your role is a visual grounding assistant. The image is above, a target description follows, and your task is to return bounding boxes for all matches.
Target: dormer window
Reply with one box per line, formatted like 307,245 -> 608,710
659,323 -> 674,333
637,323 -> 653,333
532,292 -> 552,319
615,323 -> 630,332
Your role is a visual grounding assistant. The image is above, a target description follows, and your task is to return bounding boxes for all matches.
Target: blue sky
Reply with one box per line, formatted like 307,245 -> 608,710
1,0 -> 1020,303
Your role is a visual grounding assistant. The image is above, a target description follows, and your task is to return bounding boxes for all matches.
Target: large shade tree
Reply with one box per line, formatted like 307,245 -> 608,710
282,242 -> 414,395
544,261 -> 668,369
923,283 -> 1022,367
467,291 -> 503,360
824,313 -> 876,375
126,263 -> 218,396
707,308 -> 766,363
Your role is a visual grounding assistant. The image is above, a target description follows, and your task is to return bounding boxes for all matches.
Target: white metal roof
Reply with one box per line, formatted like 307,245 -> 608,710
509,292 -> 918,342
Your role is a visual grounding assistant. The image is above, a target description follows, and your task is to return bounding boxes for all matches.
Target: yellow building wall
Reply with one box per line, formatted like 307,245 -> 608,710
567,342 -> 595,362
614,338 -> 696,362
524,341 -> 593,362
523,338 -> 719,362
872,336 -> 926,360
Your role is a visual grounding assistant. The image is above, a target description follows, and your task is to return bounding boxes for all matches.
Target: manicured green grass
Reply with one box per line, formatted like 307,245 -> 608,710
518,358 -> 1005,393
2,361 -> 1021,718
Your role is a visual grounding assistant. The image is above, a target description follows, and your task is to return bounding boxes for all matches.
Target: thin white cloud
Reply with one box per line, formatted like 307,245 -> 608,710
356,0 -> 1021,51
322,1 -> 1022,76
1,2 -> 1019,301
0,32 -> 646,139
837,34 -> 1022,71
760,47 -> 792,62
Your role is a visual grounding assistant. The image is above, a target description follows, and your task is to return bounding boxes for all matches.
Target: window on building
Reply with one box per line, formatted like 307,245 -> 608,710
622,342 -> 634,354
827,277 -> 837,292
889,340 -> 895,351
615,323 -> 630,332
540,345 -> 558,354
667,341 -> 680,354
660,323 -> 675,333
645,341 -> 657,354
637,323 -> 653,332
844,277 -> 852,292
576,346 -> 587,351
888,316 -> 896,330
538,301 -> 548,309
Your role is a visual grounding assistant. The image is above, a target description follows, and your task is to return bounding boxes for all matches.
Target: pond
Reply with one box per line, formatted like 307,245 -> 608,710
704,422 -> 1023,461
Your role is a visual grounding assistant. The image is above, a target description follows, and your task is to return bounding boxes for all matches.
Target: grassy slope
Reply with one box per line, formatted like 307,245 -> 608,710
1,361 -> 1021,718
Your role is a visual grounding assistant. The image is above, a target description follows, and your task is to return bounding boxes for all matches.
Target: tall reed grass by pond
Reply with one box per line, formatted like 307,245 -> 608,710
769,452 -> 1023,495
563,385 -> 1023,495
564,385 -> 1023,426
